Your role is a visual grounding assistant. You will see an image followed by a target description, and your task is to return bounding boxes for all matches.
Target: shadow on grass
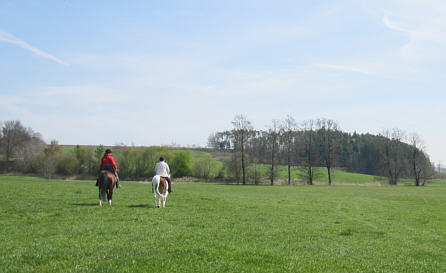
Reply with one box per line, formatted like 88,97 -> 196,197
72,203 -> 98,207
128,204 -> 150,208
215,183 -> 278,186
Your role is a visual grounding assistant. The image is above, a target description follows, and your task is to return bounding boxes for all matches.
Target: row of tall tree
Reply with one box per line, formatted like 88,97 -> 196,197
208,115 -> 435,186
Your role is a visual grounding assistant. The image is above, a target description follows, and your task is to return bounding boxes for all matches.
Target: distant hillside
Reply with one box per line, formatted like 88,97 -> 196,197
209,129 -> 433,181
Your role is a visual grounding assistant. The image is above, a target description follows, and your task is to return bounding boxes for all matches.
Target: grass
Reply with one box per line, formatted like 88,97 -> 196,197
188,150 -> 210,162
249,164 -> 434,186
252,165 -> 386,184
1,175 -> 446,272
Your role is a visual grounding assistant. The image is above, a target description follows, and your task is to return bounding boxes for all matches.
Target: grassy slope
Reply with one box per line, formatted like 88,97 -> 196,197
1,176 -> 445,272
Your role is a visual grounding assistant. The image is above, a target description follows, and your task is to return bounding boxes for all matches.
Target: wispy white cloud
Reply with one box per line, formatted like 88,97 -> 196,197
0,85 -> 124,119
70,52 -> 362,104
312,1 -> 446,78
313,63 -> 373,75
0,95 -> 27,114
382,14 -> 410,34
382,2 -> 446,62
31,85 -> 124,106
0,28 -> 66,65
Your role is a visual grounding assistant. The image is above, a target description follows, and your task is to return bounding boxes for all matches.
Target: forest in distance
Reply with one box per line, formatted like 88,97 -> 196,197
0,117 -> 442,186
208,115 -> 438,186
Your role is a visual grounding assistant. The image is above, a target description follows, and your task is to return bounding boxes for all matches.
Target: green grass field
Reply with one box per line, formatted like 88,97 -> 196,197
248,165 -> 397,185
1,175 -> 446,272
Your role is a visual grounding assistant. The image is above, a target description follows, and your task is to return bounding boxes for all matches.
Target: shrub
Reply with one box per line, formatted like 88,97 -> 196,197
192,153 -> 222,179
170,150 -> 191,177
55,153 -> 79,176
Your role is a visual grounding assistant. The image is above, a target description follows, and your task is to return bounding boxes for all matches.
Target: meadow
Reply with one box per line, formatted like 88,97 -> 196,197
1,175 -> 446,272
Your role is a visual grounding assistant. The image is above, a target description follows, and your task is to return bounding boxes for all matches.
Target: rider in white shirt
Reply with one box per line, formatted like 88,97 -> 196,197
155,157 -> 172,193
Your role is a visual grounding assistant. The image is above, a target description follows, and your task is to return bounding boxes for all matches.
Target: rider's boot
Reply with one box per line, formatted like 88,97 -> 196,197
114,172 -> 121,188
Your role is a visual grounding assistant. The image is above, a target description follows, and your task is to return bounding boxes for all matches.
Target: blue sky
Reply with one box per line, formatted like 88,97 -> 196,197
1,0 -> 445,165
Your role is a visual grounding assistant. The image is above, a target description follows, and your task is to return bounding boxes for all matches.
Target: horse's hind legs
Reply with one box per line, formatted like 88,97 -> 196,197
107,189 -> 113,206
153,194 -> 159,208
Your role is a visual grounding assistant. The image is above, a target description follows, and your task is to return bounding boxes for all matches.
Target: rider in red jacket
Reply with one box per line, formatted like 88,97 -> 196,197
96,149 -> 120,188
101,151 -> 117,171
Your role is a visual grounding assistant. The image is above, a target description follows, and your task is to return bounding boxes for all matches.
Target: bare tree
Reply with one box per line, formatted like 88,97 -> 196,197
267,119 -> 280,185
16,131 -> 46,172
408,133 -> 435,186
231,115 -> 253,184
246,130 -> 264,184
208,132 -> 232,151
281,115 -> 297,185
380,129 -> 406,185
408,133 -> 425,186
298,120 -> 319,185
420,157 -> 435,186
40,140 -> 61,178
1,120 -> 31,161
317,118 -> 340,185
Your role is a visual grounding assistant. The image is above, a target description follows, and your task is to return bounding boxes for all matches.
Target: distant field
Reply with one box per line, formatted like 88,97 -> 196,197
1,175 -> 445,272
247,165 -> 410,185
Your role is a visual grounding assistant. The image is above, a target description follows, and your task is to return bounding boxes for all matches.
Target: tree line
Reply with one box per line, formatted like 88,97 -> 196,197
208,115 -> 436,186
0,120 -> 198,180
0,119 -> 438,185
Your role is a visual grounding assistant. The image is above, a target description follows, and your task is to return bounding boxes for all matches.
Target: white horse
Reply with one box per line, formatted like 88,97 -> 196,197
152,175 -> 169,208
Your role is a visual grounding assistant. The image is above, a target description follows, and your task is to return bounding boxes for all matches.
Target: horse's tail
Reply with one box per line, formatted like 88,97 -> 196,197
152,175 -> 163,197
99,171 -> 108,201
160,177 -> 168,196
102,171 -> 108,185
156,178 -> 163,197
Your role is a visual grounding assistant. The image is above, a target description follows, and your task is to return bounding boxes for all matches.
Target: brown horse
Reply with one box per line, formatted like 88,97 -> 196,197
98,170 -> 117,206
